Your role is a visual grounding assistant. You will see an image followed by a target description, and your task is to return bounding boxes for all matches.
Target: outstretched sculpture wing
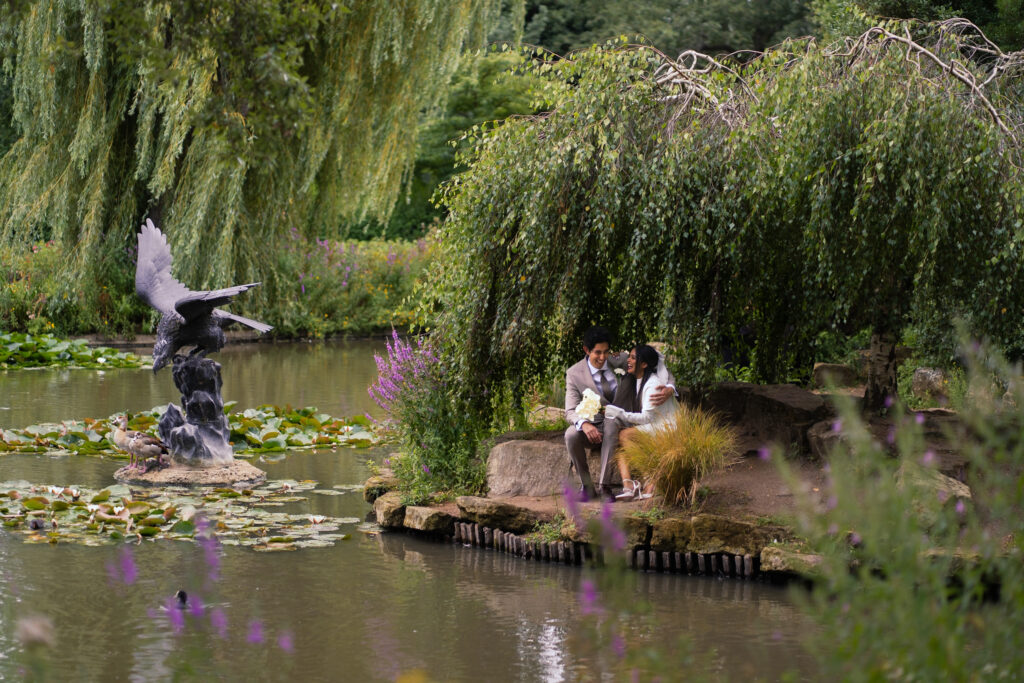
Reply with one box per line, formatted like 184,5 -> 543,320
175,283 -> 262,322
135,219 -> 192,317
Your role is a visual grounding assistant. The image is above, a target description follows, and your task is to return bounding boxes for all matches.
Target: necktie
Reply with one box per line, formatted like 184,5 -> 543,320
599,369 -> 614,403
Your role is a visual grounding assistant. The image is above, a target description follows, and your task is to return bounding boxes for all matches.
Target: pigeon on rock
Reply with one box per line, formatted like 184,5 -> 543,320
135,219 -> 272,372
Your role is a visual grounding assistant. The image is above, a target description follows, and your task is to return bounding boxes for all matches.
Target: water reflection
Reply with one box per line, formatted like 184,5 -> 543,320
0,342 -> 818,681
0,339 -> 387,429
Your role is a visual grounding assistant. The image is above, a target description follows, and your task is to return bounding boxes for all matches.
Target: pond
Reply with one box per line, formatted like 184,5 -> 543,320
0,340 -> 818,680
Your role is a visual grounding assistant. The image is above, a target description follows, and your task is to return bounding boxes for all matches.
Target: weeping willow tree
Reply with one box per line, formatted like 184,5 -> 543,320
426,19 -> 1024,415
0,0 -> 507,315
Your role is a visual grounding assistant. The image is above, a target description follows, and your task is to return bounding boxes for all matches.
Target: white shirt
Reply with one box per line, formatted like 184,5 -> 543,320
588,359 -> 617,397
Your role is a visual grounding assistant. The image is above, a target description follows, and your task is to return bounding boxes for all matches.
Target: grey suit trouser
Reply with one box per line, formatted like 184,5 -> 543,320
564,416 -> 623,488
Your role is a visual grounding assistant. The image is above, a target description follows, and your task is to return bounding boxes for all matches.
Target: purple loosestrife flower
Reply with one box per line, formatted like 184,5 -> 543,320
612,633 -> 626,659
562,483 -> 584,530
921,450 -> 936,466
210,608 -> 228,639
915,413 -> 925,425
188,594 -> 205,619
120,548 -> 138,585
831,419 -> 842,433
758,446 -> 771,461
956,499 -> 966,515
164,597 -> 185,634
579,579 -> 602,615
247,620 -> 265,644
884,395 -> 895,409
599,502 -> 626,552
278,631 -> 295,654
421,464 -> 430,474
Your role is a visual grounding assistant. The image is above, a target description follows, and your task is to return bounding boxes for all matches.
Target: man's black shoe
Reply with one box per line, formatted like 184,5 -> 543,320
600,484 -> 616,503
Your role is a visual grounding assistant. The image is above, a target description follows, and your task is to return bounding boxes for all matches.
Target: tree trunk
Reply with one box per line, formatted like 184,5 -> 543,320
863,330 -> 898,413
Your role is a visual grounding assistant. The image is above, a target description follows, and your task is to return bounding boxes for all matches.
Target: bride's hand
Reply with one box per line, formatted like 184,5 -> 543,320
604,404 -> 623,419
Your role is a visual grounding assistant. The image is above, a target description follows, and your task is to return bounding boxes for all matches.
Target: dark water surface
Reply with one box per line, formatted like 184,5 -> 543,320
0,341 -> 817,681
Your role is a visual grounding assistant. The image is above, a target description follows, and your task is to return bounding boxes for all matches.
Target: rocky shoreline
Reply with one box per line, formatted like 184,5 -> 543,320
362,379 -> 971,583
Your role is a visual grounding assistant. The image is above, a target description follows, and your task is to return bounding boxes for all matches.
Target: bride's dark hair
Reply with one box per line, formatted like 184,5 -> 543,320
632,344 -> 659,378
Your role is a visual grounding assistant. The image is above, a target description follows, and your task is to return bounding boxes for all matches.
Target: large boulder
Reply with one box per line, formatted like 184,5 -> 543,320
486,434 -> 620,497
896,462 -> 971,528
373,491 -> 406,529
806,420 -> 846,461
456,496 -> 547,534
912,367 -> 948,404
700,382 -> 833,455
690,513 -> 768,555
403,506 -> 456,535
812,363 -> 859,389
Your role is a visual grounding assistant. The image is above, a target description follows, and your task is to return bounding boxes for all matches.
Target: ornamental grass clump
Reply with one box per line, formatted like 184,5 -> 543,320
618,405 -> 738,505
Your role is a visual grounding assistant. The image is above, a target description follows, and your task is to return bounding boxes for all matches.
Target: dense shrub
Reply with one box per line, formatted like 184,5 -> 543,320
368,331 -> 491,502
0,235 -> 433,338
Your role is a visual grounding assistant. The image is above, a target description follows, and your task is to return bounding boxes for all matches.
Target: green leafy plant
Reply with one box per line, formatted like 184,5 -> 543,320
0,405 -> 374,456
775,339 -> 1024,678
618,405 -> 739,505
0,332 -> 143,369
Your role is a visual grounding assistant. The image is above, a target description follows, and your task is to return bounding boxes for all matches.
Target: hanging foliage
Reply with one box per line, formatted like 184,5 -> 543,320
425,20 -> 1024,416
0,0 -> 507,314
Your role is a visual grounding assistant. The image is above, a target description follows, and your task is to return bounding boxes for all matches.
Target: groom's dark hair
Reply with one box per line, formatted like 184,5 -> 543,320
583,326 -> 612,350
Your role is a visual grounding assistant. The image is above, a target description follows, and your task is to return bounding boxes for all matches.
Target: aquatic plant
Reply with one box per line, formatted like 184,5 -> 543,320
0,332 -> 143,369
0,479 -> 358,550
0,404 -> 375,456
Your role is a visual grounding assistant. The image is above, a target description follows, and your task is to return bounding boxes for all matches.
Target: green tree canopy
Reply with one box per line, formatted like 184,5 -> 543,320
519,0 -> 813,56
355,50 -> 543,239
0,0 -> 505,312
425,22 -> 1024,414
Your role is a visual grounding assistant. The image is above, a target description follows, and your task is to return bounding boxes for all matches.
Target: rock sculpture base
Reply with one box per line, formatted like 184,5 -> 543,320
113,461 -> 266,487
158,354 -> 235,467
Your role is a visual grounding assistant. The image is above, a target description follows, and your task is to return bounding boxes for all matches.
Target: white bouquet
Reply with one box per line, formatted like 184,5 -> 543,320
575,388 -> 603,422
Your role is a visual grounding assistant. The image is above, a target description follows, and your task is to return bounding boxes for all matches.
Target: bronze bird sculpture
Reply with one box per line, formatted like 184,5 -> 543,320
135,219 -> 272,372
112,415 -> 169,470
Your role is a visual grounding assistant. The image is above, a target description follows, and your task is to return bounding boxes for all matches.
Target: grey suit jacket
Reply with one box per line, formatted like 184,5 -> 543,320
564,355 -> 627,425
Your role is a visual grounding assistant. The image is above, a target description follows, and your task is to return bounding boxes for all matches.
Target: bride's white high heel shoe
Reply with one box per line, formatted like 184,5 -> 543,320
615,479 -> 641,501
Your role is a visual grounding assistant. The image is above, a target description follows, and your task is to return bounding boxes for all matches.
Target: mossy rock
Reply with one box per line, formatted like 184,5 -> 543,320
363,469 -> 399,503
650,517 -> 694,551
760,545 -> 823,577
690,514 -> 769,555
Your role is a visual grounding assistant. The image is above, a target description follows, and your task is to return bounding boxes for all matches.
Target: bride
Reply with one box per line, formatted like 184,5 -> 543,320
604,344 -> 679,501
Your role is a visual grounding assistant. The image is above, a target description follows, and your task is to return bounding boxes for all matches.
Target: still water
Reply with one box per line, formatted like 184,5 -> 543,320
0,340 -> 817,681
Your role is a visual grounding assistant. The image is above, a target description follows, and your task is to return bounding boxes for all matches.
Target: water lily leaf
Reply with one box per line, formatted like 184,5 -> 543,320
23,497 -> 48,511
137,526 -> 161,537
126,501 -> 151,516
140,516 -> 165,527
50,500 -> 70,511
171,520 -> 196,535
90,490 -> 110,503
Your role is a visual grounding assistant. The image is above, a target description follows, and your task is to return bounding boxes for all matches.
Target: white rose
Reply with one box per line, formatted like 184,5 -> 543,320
614,368 -> 625,376
575,388 -> 603,421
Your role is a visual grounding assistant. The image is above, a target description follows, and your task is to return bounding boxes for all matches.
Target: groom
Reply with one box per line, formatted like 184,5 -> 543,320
564,326 -> 675,502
